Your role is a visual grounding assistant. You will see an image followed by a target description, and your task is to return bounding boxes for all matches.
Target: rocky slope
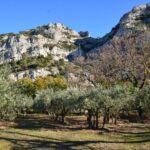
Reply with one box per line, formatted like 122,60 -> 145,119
0,23 -> 88,64
0,3 -> 150,84
0,23 -> 94,82
87,3 -> 150,55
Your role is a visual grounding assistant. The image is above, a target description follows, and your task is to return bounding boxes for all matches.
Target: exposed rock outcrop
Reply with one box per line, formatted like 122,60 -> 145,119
86,3 -> 150,56
0,3 -> 150,84
0,23 -> 83,64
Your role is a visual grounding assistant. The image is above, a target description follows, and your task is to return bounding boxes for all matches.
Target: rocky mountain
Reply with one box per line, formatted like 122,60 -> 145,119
0,23 -> 95,83
87,3 -> 150,56
0,23 -> 83,63
0,3 -> 150,85
82,3 -> 150,87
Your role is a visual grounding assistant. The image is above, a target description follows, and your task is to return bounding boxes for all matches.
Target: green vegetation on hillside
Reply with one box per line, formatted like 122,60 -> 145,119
10,53 -> 53,72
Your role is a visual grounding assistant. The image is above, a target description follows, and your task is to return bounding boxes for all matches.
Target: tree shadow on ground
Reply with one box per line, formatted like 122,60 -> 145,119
0,130 -> 150,150
14,115 -> 87,131
0,115 -> 150,150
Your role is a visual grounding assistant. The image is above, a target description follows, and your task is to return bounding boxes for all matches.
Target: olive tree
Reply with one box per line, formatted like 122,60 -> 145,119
84,84 -> 134,129
0,65 -> 33,120
35,87 -> 83,123
34,88 -> 54,114
106,85 -> 133,125
131,85 -> 150,118
83,87 -> 106,129
51,87 -> 83,123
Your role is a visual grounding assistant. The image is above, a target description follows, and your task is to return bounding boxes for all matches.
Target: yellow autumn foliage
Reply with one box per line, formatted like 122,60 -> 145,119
18,76 -> 67,95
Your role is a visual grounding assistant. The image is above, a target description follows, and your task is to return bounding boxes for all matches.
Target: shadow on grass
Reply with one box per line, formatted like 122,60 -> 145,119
0,129 -> 150,150
114,131 -> 150,135
0,133 -> 150,150
0,115 -> 150,149
14,114 -> 87,131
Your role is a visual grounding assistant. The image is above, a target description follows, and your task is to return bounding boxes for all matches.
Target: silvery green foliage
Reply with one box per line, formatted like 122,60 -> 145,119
0,65 -> 33,120
105,85 -> 133,113
35,87 -> 83,117
133,85 -> 150,113
14,93 -> 33,113
35,88 -> 54,112
53,87 -> 83,110
84,87 -> 105,111
0,65 -> 15,119
84,85 -> 134,114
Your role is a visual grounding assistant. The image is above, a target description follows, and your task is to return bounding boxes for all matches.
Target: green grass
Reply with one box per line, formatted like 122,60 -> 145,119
0,114 -> 150,150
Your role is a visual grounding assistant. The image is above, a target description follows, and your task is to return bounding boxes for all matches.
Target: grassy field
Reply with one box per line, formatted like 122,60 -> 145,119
0,114 -> 150,150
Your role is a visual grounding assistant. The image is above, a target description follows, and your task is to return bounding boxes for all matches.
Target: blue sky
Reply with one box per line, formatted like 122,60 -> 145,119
0,0 -> 149,37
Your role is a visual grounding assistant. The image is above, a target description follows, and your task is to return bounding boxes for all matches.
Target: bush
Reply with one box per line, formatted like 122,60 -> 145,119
10,53 -> 53,72
0,65 -> 33,120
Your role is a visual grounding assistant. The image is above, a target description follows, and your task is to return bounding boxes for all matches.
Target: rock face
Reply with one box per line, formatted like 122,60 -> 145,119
0,3 -> 150,83
0,23 -> 83,64
9,68 -> 52,81
110,3 -> 150,36
120,4 -> 150,32
1,3 -> 149,64
86,3 -> 150,56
